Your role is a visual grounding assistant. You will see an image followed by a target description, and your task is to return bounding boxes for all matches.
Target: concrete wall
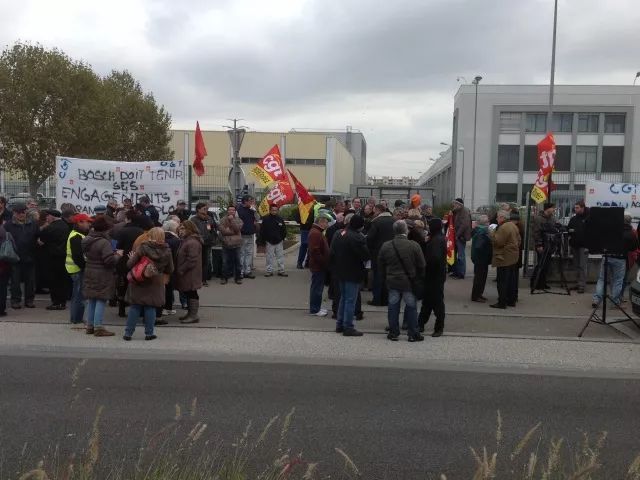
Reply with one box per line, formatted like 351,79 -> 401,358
332,139 -> 355,194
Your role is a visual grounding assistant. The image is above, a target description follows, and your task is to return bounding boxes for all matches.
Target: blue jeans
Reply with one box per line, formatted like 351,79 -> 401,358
593,257 -> 626,305
388,289 -> 419,336
455,238 -> 466,277
297,230 -> 309,267
125,304 -> 156,337
69,272 -> 85,324
241,235 -> 254,275
86,299 -> 106,328
222,247 -> 242,280
337,281 -> 359,331
310,271 -> 326,313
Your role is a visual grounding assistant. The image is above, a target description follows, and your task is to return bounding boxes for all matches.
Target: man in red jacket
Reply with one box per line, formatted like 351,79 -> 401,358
307,213 -> 331,316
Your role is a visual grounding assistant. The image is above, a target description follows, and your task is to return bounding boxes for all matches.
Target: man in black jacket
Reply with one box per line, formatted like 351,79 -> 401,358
173,199 -> 191,223
5,204 -> 40,309
259,205 -> 288,277
39,210 -> 71,310
419,217 -> 447,337
366,204 -> 395,306
330,215 -> 370,337
568,200 -> 589,294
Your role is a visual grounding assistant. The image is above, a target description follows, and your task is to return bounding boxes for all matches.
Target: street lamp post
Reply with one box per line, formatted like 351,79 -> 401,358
634,72 -> 640,85
471,75 -> 482,210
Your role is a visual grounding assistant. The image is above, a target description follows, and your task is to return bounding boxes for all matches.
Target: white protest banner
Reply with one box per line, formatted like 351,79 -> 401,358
56,156 -> 185,215
585,179 -> 640,219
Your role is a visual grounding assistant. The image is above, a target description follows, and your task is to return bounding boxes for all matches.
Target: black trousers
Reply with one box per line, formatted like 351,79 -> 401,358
0,272 -> 9,313
48,258 -> 69,306
530,250 -> 550,290
331,275 -> 362,315
472,265 -> 489,300
496,266 -> 517,306
202,245 -> 212,281
419,280 -> 445,332
11,263 -> 35,304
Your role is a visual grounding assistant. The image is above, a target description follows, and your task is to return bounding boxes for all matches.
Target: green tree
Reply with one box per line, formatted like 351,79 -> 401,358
0,42 -> 173,196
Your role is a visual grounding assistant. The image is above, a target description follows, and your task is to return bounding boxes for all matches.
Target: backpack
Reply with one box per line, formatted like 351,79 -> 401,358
0,233 -> 19,264
126,256 -> 159,284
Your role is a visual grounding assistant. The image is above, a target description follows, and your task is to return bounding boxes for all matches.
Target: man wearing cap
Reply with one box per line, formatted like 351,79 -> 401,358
140,195 -> 161,226
421,203 -> 436,224
330,215 -> 370,337
173,200 -> 191,223
5,203 -> 40,309
93,205 -> 107,219
66,214 -> 93,325
39,210 -> 72,310
308,211 -> 332,316
451,198 -> 472,279
531,202 -> 556,290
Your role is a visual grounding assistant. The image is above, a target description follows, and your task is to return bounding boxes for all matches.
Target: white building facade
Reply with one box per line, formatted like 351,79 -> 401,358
419,85 -> 640,211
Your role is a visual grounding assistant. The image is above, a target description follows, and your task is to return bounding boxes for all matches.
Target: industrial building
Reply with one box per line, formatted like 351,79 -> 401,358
169,128 -> 366,197
417,85 -> 640,210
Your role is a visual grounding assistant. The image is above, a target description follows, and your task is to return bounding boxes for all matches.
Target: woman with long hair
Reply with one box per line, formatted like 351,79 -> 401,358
175,220 -> 203,324
82,217 -> 122,337
123,227 -> 174,341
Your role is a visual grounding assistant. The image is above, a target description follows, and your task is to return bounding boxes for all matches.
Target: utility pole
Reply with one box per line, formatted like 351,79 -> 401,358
225,119 -> 247,203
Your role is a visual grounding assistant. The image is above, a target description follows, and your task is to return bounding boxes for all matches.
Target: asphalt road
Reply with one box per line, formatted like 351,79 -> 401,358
1,355 -> 639,479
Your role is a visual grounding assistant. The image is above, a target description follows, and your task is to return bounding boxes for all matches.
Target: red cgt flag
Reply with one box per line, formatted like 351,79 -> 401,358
446,214 -> 456,266
193,121 -> 207,177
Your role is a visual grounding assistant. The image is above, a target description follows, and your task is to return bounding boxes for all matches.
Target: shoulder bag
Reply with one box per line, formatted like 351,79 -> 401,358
0,233 -> 19,264
392,240 -> 425,300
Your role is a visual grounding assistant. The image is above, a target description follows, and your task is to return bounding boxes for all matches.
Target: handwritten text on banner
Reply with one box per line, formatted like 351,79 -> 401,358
56,156 -> 184,215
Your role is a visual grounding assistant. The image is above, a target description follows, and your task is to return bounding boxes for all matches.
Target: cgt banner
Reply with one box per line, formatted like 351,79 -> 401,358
585,180 -> 640,218
56,156 -> 185,215
250,145 -> 286,187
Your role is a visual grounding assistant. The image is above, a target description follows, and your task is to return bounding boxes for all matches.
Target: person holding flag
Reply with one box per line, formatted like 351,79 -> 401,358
419,217 -> 447,337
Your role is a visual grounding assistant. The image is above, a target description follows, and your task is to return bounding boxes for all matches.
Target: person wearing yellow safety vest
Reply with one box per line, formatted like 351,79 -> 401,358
67,213 -> 93,326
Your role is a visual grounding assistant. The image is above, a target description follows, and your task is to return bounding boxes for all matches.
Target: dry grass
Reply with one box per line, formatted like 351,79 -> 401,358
11,408 -> 640,480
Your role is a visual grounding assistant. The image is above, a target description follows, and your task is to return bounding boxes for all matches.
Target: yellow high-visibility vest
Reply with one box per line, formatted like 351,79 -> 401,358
65,230 -> 85,274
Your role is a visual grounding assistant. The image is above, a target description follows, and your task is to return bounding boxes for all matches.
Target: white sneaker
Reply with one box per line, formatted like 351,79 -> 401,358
162,309 -> 177,316
311,309 -> 328,317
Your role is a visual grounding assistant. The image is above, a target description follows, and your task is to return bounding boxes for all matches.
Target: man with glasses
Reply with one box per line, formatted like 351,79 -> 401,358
5,203 -> 40,309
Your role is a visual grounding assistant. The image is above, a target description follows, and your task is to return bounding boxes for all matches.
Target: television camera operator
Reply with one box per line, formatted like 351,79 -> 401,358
567,200 -> 589,294
531,202 -> 560,290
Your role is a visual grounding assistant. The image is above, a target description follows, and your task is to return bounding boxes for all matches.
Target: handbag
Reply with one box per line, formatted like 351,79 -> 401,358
0,233 -> 19,264
126,256 -> 160,284
392,240 -> 425,300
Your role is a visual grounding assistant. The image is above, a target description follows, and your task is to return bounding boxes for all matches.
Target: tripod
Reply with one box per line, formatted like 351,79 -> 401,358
530,234 -> 571,296
578,252 -> 640,337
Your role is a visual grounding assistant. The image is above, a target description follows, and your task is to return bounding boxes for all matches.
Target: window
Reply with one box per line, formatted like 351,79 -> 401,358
604,114 -> 625,133
497,145 -> 519,171
240,157 -> 260,164
288,158 -> 326,166
523,146 -> 539,171
526,113 -> 546,133
499,112 -> 521,133
554,146 -> 571,171
578,114 -> 599,133
496,183 -> 518,203
552,113 -> 573,133
575,146 -> 597,172
602,146 -> 624,172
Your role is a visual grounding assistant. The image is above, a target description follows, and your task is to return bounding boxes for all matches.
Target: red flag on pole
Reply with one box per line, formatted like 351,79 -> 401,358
194,121 -> 207,177
446,214 -> 456,266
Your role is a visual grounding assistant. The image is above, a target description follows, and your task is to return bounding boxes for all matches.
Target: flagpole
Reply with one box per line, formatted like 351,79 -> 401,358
184,132 -> 192,208
546,0 -> 558,203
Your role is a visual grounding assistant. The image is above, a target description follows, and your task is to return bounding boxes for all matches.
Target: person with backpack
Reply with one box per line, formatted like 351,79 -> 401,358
82,217 -> 123,337
123,227 -> 174,341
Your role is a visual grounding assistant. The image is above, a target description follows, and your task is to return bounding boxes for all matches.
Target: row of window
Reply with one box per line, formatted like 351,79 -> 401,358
499,112 -> 626,134
239,157 -> 326,166
497,145 -> 623,172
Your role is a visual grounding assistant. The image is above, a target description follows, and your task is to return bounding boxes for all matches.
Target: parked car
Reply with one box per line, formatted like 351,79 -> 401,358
629,271 -> 640,317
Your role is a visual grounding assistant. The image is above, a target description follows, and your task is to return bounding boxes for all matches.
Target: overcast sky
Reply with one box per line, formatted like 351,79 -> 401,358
1,0 -> 639,177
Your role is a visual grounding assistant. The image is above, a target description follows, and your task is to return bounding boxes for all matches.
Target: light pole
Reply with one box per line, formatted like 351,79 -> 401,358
546,0 -> 559,202
471,75 -> 482,210
634,72 -> 640,85
458,147 -> 465,199
224,119 -> 248,202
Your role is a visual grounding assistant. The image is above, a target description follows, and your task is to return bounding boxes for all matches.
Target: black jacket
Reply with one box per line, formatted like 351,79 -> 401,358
5,218 -> 40,264
293,208 -> 314,231
423,231 -> 447,284
0,208 -> 12,225
330,227 -> 370,282
609,224 -> 639,260
173,209 -> 191,223
69,227 -> 88,271
39,219 -> 69,259
366,212 -> 395,257
568,209 -> 589,249
190,214 -> 217,245
115,223 -> 144,254
532,211 -> 557,249
259,214 -> 287,245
